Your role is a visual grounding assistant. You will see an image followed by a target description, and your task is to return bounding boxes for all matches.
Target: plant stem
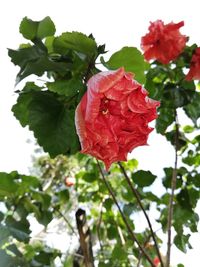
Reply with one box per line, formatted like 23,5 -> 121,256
56,209 -> 77,236
97,200 -> 104,253
118,162 -> 164,267
97,160 -> 156,267
166,112 -> 179,267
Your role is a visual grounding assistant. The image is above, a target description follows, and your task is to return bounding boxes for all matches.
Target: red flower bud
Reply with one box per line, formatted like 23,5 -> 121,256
65,177 -> 75,187
75,68 -> 160,170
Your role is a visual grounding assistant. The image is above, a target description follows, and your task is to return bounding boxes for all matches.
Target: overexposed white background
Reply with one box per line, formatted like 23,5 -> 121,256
0,1 -> 199,266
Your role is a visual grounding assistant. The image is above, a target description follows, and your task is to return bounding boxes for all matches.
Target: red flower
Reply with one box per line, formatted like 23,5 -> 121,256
65,177 -> 75,187
141,20 -> 187,64
75,68 -> 160,170
186,47 -> 200,80
153,256 -> 160,266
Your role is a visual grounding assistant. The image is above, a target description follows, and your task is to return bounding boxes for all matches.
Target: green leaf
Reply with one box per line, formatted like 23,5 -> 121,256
8,46 -> 69,83
162,168 -> 183,189
6,244 -> 23,257
0,250 -> 15,267
0,172 -> 19,197
53,31 -> 97,58
174,234 -> 191,253
112,247 -> 127,261
57,189 -> 69,203
5,216 -> 30,242
20,16 -> 55,40
183,125 -> 194,133
37,17 -> 56,39
13,91 -> 80,157
132,170 -> 156,187
47,78 -> 83,97
104,47 -> 148,84
123,203 -> 136,216
37,210 -> 52,227
156,107 -> 174,134
20,17 -> 38,40
162,84 -> 196,108
193,173 -> 200,187
31,190 -> 51,210
0,225 -> 10,246
184,91 -> 200,125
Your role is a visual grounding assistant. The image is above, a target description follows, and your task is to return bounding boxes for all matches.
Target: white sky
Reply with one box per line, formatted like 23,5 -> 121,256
0,0 -> 200,266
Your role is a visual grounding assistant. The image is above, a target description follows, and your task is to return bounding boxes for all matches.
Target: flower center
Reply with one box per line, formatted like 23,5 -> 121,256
100,98 -> 109,115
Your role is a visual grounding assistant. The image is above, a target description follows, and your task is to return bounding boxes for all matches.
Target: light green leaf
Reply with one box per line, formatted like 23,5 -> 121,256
103,47 -> 148,84
20,16 -> 55,40
47,78 -> 83,97
53,31 -> 97,58
37,17 -> 56,39
0,172 -> 19,197
20,17 -> 38,40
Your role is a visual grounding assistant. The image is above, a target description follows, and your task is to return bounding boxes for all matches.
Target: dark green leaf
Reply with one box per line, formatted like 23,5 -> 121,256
193,173 -> 200,187
0,250 -> 14,267
162,167 -> 183,189
104,47 -> 148,84
156,107 -> 174,134
37,210 -> 52,227
132,170 -> 156,187
6,244 -> 23,257
8,46 -> 69,83
123,203 -> 136,216
0,225 -> 10,246
5,216 -> 30,242
162,85 -> 196,108
174,234 -> 191,253
13,91 -> 80,157
184,91 -> 200,125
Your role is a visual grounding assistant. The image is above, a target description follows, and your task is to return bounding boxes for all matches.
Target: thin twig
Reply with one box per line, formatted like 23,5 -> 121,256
118,162 -> 164,267
137,235 -> 151,267
97,200 -> 104,253
166,112 -> 179,267
97,160 -> 156,267
56,209 -> 77,236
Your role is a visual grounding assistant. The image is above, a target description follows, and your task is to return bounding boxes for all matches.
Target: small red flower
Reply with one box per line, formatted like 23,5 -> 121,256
186,47 -> 200,80
153,256 -> 160,266
141,20 -> 187,64
75,68 -> 160,170
65,177 -> 75,187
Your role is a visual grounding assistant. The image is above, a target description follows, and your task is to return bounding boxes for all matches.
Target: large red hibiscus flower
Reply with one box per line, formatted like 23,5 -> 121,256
141,20 -> 187,64
75,68 -> 160,170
